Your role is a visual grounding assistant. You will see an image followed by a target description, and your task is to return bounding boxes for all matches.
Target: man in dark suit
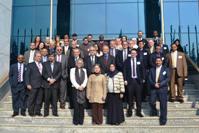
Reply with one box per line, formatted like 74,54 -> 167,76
84,46 -> 99,76
42,53 -> 62,117
41,48 -> 48,63
137,41 -> 150,101
137,41 -> 150,70
109,40 -> 119,58
148,57 -> 169,125
136,31 -> 148,49
149,45 -> 168,68
62,38 -> 71,59
152,30 -> 161,46
56,46 -> 68,109
98,45 -> 115,74
9,55 -> 27,117
124,49 -> 145,117
116,41 -> 129,72
159,39 -> 169,56
25,52 -> 44,116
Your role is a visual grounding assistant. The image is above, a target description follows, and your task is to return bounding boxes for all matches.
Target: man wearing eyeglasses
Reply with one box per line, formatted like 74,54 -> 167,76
56,46 -> 68,109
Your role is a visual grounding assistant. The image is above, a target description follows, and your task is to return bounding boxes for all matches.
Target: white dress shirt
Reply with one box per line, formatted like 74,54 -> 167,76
123,49 -> 128,62
18,63 -> 24,82
29,50 -> 35,63
131,58 -> 137,78
56,55 -> 62,63
64,46 -> 69,55
35,61 -> 43,74
156,65 -> 162,83
70,68 -> 88,89
171,51 -> 178,68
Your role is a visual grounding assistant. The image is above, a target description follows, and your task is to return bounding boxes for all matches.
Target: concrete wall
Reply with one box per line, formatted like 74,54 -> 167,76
0,0 -> 12,86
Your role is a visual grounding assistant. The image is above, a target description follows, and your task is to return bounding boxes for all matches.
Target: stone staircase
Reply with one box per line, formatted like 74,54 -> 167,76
0,81 -> 199,133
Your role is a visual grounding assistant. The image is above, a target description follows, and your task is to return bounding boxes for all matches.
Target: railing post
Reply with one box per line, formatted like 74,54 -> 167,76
31,28 -> 33,43
170,25 -> 173,44
188,25 -> 191,56
195,25 -> 199,65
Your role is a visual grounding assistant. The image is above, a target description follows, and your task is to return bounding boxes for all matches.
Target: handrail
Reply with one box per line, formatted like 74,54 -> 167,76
0,75 -> 9,88
186,55 -> 199,72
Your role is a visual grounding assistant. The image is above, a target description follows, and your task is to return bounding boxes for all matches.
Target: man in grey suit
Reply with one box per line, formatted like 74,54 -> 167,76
24,42 -> 38,64
56,46 -> 68,109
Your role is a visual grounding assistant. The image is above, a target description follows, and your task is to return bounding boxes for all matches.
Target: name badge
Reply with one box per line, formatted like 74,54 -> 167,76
163,47 -> 167,50
137,62 -> 141,65
162,57 -> 164,60
144,52 -> 147,55
178,56 -> 182,59
163,71 -> 166,75
128,54 -> 131,57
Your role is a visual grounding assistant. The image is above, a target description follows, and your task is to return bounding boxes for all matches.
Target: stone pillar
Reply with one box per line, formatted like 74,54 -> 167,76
0,0 -> 13,85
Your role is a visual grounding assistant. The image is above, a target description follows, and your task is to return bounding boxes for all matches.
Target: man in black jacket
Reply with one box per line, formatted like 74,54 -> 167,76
42,53 -> 62,117
26,52 -> 43,116
124,49 -> 145,117
84,46 -> 99,76
98,45 -> 115,74
9,55 -> 27,117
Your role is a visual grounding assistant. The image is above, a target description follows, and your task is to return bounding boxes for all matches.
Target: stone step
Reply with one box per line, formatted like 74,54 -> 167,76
1,101 -> 198,111
0,116 -> 198,126
0,102 -> 198,111
0,108 -> 198,117
0,124 -> 199,133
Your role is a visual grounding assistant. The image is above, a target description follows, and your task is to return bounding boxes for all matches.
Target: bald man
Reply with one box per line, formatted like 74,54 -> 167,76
9,55 -> 27,117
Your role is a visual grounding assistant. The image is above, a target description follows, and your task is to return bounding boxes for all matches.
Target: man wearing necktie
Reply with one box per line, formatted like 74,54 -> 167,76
116,41 -> 129,72
149,45 -> 168,68
9,55 -> 27,117
25,52 -> 44,116
84,46 -> 99,76
124,49 -> 145,117
99,45 -> 115,74
42,53 -> 61,117
56,46 -> 68,109
109,40 -> 118,58
148,57 -> 169,125
41,48 -> 48,63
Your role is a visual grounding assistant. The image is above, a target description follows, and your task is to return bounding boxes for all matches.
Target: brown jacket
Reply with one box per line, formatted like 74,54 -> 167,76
167,51 -> 188,77
87,74 -> 107,103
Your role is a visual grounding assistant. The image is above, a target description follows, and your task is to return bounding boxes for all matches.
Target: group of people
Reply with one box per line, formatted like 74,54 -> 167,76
9,30 -> 188,126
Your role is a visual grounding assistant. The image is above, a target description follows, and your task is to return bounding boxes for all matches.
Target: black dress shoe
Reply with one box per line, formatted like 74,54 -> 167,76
136,113 -> 144,117
29,113 -> 35,117
160,122 -> 166,126
178,99 -> 184,103
44,114 -> 49,117
126,110 -> 132,117
169,99 -> 175,102
21,112 -> 26,116
35,113 -> 43,116
53,114 -> 59,117
150,112 -> 158,116
12,112 -> 19,117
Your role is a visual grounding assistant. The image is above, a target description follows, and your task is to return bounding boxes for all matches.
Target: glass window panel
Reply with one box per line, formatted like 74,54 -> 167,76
106,3 -> 138,35
71,4 -> 106,36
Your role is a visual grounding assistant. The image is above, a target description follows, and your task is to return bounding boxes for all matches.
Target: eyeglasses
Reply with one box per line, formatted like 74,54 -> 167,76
57,49 -> 62,51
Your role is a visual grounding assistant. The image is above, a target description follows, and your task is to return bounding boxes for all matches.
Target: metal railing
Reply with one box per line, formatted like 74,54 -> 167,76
10,25 -> 199,66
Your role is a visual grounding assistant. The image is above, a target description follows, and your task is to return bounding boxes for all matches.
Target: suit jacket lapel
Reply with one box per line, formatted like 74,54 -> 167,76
33,62 -> 41,75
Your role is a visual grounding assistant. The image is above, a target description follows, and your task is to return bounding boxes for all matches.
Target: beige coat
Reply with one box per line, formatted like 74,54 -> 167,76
167,51 -> 188,77
87,74 -> 107,103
